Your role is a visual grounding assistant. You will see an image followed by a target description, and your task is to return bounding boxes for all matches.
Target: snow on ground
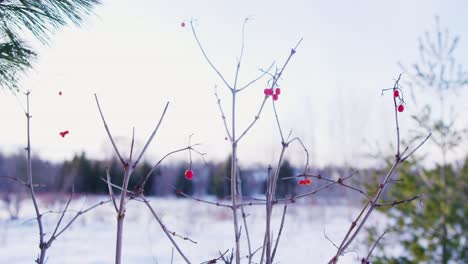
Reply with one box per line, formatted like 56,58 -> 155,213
0,195 -> 381,263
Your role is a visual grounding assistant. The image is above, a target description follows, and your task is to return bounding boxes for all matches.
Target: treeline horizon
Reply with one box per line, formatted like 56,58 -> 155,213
0,150 -> 372,200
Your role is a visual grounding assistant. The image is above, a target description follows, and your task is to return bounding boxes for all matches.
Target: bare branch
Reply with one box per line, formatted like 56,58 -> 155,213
190,20 -> 232,90
133,102 -> 170,168
287,137 -> 310,173
0,175 -> 43,188
236,97 -> 268,143
237,62 -> 275,92
49,199 -> 110,244
232,17 -> 249,91
176,190 -> 232,209
49,189 -> 74,241
24,91 -> 46,264
214,85 -> 232,141
271,204 -> 287,262
106,169 -> 119,213
94,94 -> 125,164
129,127 -> 135,163
401,133 -> 432,161
374,195 -> 422,207
324,229 -> 340,249
363,231 -> 388,263
272,99 -> 285,142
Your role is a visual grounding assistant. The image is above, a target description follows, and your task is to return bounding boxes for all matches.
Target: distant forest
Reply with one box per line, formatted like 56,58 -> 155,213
0,151 -> 366,199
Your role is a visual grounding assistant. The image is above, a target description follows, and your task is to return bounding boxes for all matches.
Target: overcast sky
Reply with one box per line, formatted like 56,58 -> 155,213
1,0 -> 467,168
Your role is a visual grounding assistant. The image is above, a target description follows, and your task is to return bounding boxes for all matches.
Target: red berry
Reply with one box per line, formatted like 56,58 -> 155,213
275,88 -> 281,95
298,180 -> 304,185
185,169 -> 193,180
272,94 -> 279,101
264,88 -> 273,96
59,91 -> 62,96
397,104 -> 404,112
305,178 -> 312,185
59,130 -> 69,138
181,22 -> 185,27
393,90 -> 399,97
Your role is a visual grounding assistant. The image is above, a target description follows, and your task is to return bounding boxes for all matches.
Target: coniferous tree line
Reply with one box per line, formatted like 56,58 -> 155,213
0,151 -> 363,199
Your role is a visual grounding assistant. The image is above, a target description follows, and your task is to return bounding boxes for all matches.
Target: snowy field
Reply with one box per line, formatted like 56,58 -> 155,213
0,196 -> 381,263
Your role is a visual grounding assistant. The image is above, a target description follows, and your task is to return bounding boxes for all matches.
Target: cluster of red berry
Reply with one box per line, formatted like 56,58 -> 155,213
394,89 -> 404,112
298,178 -> 312,185
264,87 -> 281,101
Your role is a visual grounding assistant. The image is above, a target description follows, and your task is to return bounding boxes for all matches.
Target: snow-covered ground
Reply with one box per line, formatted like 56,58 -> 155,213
0,196 -> 381,263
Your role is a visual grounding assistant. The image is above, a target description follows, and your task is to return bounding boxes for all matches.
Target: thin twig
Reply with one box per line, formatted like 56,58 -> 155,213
214,85 -> 232,141
236,97 -> 268,143
129,127 -> 135,163
271,204 -> 287,262
139,144 -> 202,189
190,20 -> 232,90
401,133 -> 432,161
49,199 -> 110,245
324,229 -> 340,249
237,62 -> 275,92
176,190 -> 232,208
0,175 -> 42,188
232,17 -> 249,91
374,195 -> 422,207
287,137 -> 310,173
363,231 -> 388,263
106,169 -> 119,212
133,102 -> 170,168
49,189 -> 74,241
94,94 -> 125,164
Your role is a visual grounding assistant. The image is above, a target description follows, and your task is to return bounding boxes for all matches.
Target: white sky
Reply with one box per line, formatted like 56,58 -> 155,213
1,0 -> 467,167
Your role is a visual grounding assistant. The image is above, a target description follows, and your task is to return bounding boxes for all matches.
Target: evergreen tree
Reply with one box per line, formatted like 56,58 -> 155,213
0,0 -> 100,90
208,156 -> 231,198
275,160 -> 295,198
